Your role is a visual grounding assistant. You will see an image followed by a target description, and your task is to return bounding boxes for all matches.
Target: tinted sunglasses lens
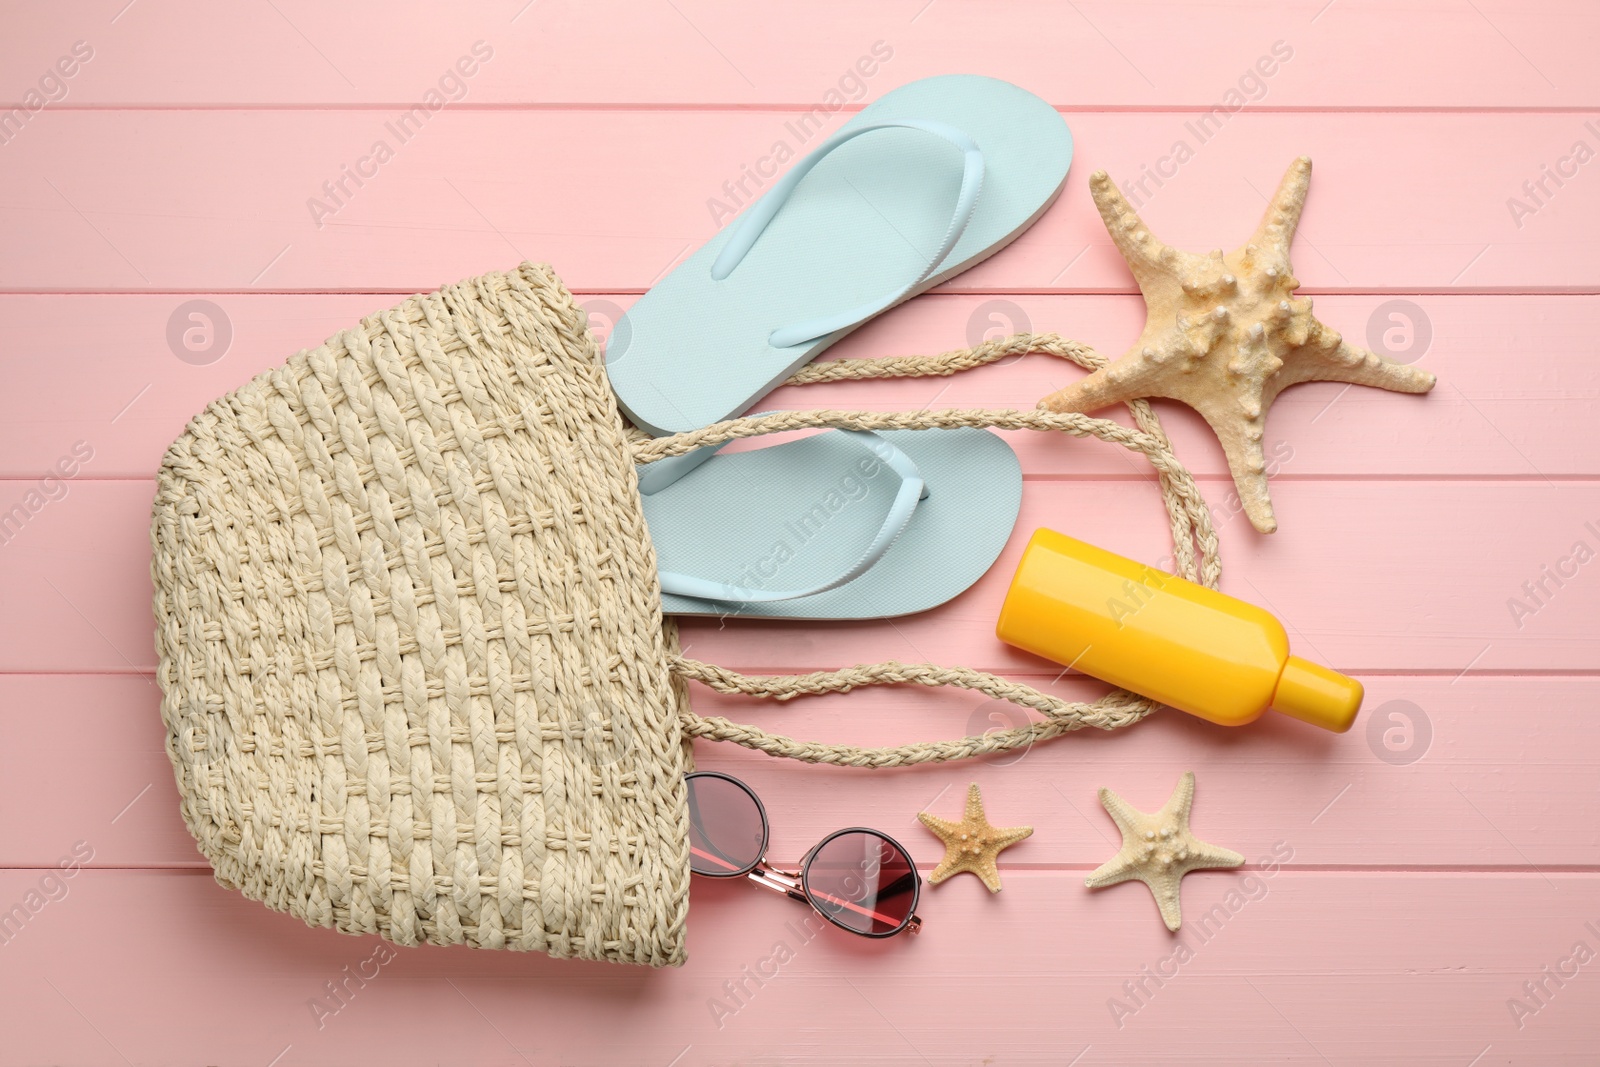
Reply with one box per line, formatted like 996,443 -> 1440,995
685,774 -> 766,876
803,831 -> 917,936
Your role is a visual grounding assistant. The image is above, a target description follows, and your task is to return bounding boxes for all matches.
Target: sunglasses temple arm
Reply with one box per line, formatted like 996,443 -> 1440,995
751,861 -> 923,935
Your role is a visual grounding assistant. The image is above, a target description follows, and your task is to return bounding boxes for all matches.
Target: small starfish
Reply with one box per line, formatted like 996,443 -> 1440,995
1085,771 -> 1243,931
918,783 -> 1033,892
1040,157 -> 1437,533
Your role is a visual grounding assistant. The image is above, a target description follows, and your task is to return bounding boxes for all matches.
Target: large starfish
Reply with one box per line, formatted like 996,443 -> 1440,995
1040,157 -> 1437,533
1085,772 -> 1243,931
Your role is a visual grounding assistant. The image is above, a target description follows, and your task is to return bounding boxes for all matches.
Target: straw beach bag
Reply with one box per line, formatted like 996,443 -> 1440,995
150,262 -> 1218,966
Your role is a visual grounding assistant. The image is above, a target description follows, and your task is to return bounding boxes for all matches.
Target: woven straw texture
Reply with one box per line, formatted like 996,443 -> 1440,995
151,262 -> 694,966
151,260 -> 1221,967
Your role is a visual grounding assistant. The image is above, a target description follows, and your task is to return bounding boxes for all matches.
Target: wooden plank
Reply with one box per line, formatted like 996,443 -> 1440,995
678,478 -> 1600,674
0,674 -> 193,869
5,673 -> 1595,870
6,476 -> 1586,673
3,110 -> 1597,292
0,291 -> 1578,480
1,1 -> 1590,109
682,675 -> 1600,871
4,5 -> 1597,1066
0,868 -> 1594,1064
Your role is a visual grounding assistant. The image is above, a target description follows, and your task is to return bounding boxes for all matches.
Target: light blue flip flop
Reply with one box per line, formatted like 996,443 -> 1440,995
607,75 -> 1072,436
640,427 -> 1022,619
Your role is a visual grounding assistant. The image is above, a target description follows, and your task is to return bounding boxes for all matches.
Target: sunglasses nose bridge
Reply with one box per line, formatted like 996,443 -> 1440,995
745,861 -> 806,903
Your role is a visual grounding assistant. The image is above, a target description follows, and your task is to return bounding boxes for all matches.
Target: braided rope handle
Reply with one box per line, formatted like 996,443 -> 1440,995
786,333 -> 1213,584
631,333 -> 1222,767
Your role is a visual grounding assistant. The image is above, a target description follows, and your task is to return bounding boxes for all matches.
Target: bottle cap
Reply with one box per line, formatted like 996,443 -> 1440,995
1272,656 -> 1363,732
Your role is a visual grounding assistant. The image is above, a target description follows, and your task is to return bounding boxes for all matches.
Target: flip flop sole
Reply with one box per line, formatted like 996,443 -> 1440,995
643,427 -> 1022,620
606,75 -> 1071,435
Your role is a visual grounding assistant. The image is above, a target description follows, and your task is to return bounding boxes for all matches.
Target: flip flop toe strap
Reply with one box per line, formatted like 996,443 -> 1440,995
709,118 -> 986,349
651,429 -> 926,604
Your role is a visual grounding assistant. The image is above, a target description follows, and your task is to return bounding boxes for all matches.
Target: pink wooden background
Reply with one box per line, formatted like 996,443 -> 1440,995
3,1 -> 1597,1063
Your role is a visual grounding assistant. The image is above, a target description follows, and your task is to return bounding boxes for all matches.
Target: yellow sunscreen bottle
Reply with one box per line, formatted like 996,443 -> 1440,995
996,529 -> 1362,732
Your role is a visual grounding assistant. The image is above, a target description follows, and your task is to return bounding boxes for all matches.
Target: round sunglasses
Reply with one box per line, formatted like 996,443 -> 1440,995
685,771 -> 923,939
